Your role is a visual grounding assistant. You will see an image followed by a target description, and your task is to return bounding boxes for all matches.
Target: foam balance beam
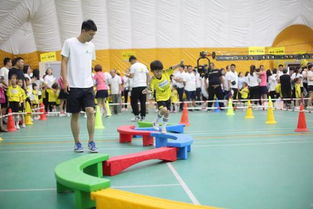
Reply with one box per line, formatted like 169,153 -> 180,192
91,188 -> 221,209
55,154 -> 111,209
151,132 -> 193,160
135,124 -> 185,133
137,121 -> 175,128
117,125 -> 154,146
103,147 -> 177,176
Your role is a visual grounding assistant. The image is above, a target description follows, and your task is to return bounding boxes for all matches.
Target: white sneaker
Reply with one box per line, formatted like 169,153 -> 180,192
161,126 -> 167,134
153,122 -> 160,131
16,124 -> 20,130
21,124 -> 26,128
131,116 -> 140,122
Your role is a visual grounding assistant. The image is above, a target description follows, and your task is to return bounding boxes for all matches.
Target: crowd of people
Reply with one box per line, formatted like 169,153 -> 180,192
0,55 -> 312,132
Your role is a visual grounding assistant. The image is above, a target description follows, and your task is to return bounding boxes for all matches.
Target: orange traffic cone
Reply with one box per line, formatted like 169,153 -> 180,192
7,108 -> 16,132
39,103 -> 47,120
295,104 -> 309,132
179,103 -> 190,126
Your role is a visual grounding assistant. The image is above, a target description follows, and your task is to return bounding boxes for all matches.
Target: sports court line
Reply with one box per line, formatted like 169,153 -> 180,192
0,184 -> 181,193
1,132 -> 311,146
167,163 -> 200,205
193,140 -> 313,148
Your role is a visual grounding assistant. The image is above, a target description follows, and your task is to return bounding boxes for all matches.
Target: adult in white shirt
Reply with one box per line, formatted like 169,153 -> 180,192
173,65 -> 186,111
0,57 -> 12,86
184,66 -> 196,108
108,69 -> 122,114
61,20 -> 98,153
247,65 -> 260,104
126,56 -> 149,121
268,69 -> 278,99
307,64 -> 313,106
229,64 -> 239,99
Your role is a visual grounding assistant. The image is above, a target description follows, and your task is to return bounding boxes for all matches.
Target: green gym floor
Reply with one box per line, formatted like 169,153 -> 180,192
0,109 -> 313,209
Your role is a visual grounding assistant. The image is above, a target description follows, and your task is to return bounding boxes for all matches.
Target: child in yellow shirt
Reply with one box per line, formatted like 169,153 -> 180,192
240,82 -> 249,100
294,78 -> 302,106
144,60 -> 183,133
7,75 -> 23,129
170,86 -> 179,112
46,83 -> 58,112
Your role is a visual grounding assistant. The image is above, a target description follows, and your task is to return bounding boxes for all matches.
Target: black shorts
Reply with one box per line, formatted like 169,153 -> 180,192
308,85 -> 313,92
19,103 -> 24,112
9,102 -> 20,113
157,99 -> 171,110
58,90 -> 69,99
260,86 -> 268,94
95,90 -> 108,98
67,87 -> 95,113
185,90 -> 196,101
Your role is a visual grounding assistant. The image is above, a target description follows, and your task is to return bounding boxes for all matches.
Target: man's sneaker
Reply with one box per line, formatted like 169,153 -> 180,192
74,143 -> 84,153
152,122 -> 160,131
161,126 -> 167,134
131,116 -> 140,122
139,116 -> 145,121
15,123 -> 20,130
88,141 -> 98,153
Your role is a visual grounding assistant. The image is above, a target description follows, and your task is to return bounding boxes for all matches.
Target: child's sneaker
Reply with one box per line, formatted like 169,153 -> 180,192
74,142 -> 84,153
131,116 -> 140,122
88,141 -> 98,153
15,123 -> 20,130
161,126 -> 167,134
21,124 -> 26,128
152,122 -> 160,131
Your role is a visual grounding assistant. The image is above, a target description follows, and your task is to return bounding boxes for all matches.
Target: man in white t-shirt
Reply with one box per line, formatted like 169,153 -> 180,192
61,20 -> 98,153
173,65 -> 186,111
0,57 -> 12,86
108,69 -> 122,114
184,65 -> 196,109
126,56 -> 149,121
229,64 -> 239,99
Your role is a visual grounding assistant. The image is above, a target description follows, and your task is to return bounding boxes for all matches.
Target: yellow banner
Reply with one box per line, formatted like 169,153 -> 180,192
248,47 -> 265,55
122,51 -> 136,62
40,52 -> 57,62
268,47 -> 285,55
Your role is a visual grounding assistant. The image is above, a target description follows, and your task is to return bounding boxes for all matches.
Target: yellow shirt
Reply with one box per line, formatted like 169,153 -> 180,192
20,88 -> 27,103
7,85 -> 23,102
295,83 -> 301,98
240,87 -> 249,99
149,68 -> 174,102
171,89 -> 179,103
46,88 -> 57,102
32,89 -> 39,104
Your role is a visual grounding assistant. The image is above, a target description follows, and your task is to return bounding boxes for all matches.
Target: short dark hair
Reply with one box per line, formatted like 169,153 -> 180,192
230,64 -> 236,67
308,64 -> 313,70
3,57 -> 11,66
150,60 -> 163,71
278,64 -> 283,67
12,57 -> 23,66
81,19 -> 97,32
129,55 -> 137,62
94,64 -> 102,72
32,83 -> 37,89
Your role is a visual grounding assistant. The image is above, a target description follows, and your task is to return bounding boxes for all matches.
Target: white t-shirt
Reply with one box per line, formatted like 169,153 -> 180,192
0,67 -> 9,85
184,72 -> 196,91
307,71 -> 313,86
109,75 -> 122,94
61,37 -> 96,88
268,74 -> 277,92
173,71 -> 186,88
195,72 -> 201,88
226,71 -> 238,89
247,73 -> 259,87
291,73 -> 303,87
44,74 -> 56,88
129,62 -> 148,88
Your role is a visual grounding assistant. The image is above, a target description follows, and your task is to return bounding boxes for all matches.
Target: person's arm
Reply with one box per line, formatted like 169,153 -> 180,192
61,56 -> 69,93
